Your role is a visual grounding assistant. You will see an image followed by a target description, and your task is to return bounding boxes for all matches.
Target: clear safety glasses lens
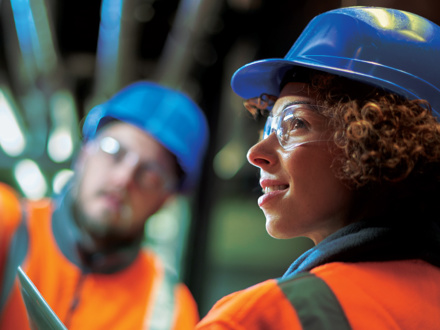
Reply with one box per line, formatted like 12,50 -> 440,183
98,136 -> 176,191
262,104 -> 324,149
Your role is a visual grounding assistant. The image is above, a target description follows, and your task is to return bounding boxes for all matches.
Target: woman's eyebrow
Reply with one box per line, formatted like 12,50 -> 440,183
274,100 -> 315,115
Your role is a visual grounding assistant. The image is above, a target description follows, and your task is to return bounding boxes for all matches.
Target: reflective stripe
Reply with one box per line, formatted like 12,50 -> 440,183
143,261 -> 178,330
278,272 -> 351,329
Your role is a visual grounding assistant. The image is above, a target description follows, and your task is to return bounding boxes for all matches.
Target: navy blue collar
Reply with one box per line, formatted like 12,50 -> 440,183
283,217 -> 440,278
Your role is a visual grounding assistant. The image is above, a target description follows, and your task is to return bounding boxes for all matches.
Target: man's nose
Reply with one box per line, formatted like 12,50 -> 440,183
112,153 -> 140,187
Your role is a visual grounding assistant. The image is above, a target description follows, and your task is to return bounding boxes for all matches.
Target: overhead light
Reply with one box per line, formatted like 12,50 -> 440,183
48,90 -> 78,163
14,159 -> 48,199
52,169 -> 74,194
0,88 -> 26,157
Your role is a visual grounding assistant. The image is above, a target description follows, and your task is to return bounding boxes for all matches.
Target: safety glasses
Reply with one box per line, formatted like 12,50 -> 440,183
263,104 -> 328,150
96,136 -> 177,191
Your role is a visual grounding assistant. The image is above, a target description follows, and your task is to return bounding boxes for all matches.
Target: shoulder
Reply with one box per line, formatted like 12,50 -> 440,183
311,261 -> 440,328
310,259 -> 440,284
210,279 -> 285,312
136,249 -> 183,286
0,183 -> 51,230
309,260 -> 437,304
137,248 -> 168,273
0,183 -> 23,234
197,279 -> 302,329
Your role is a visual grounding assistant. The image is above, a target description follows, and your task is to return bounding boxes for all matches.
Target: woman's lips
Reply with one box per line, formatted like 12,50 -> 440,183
258,188 -> 288,207
258,179 -> 289,207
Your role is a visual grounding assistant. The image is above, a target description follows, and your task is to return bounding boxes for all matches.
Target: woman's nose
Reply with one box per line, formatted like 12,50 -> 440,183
247,134 -> 277,169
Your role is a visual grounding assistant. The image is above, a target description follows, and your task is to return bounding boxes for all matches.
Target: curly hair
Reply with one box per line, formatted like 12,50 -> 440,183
262,67 -> 440,219
304,73 -> 440,192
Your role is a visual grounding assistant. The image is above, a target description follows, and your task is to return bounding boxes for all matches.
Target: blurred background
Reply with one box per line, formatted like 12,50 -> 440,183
0,0 -> 439,317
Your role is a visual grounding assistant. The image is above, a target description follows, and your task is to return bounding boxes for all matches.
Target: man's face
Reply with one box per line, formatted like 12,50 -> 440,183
74,122 -> 177,242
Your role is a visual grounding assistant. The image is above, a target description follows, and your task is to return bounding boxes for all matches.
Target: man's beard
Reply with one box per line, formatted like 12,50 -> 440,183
92,202 -> 133,236
72,191 -> 143,251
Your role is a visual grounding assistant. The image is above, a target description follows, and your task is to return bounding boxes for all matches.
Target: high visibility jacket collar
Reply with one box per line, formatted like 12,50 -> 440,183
284,217 -> 440,278
52,184 -> 142,274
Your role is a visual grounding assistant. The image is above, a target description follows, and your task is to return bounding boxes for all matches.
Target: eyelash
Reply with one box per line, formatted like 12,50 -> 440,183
290,117 -> 307,130
282,116 -> 309,134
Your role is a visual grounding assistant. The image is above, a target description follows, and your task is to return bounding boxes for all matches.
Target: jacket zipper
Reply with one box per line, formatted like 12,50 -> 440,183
64,272 -> 87,328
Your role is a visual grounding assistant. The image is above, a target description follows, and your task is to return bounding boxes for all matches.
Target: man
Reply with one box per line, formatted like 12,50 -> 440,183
0,81 -> 209,329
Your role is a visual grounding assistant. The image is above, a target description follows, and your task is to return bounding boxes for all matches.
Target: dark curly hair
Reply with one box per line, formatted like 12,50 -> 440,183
279,68 -> 440,217
306,73 -> 440,186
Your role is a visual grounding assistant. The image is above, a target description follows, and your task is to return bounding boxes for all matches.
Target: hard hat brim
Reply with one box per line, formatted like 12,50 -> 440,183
231,57 -> 440,116
231,6 -> 440,115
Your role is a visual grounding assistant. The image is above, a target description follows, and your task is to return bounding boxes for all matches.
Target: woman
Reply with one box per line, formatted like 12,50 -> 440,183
197,7 -> 440,329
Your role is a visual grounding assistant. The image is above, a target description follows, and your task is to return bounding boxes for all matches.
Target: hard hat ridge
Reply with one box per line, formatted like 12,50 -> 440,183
231,6 -> 440,116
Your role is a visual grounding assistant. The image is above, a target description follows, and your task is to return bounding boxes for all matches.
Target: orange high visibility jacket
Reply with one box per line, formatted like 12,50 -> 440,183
0,183 -> 199,329
196,260 -> 440,329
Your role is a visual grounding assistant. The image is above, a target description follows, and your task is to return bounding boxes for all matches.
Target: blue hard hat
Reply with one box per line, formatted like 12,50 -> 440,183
231,6 -> 440,115
82,81 -> 209,192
